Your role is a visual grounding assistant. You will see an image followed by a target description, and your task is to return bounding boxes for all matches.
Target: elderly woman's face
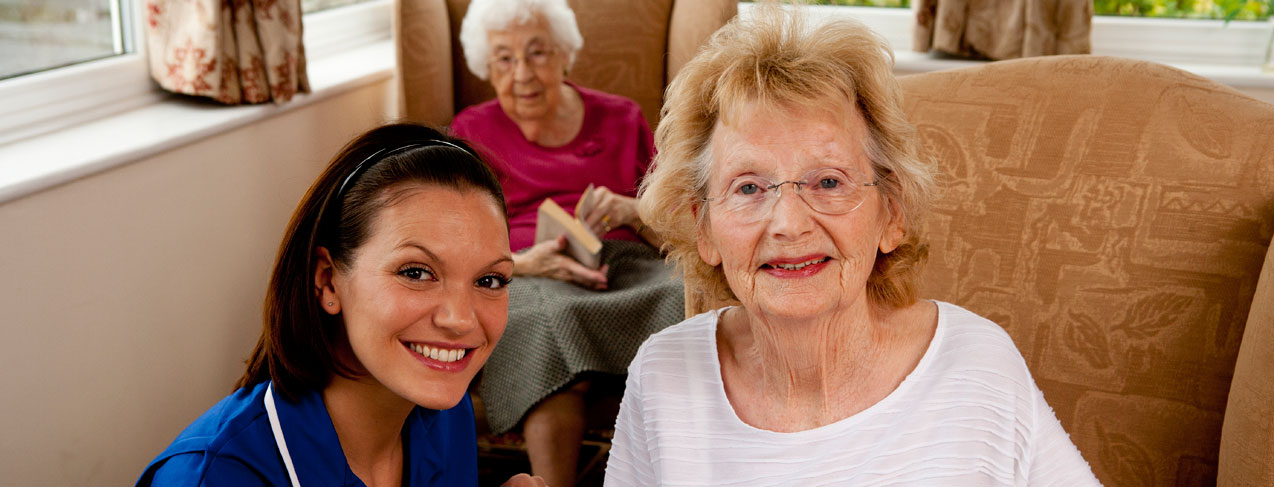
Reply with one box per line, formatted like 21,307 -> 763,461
698,103 -> 904,321
486,16 -> 568,124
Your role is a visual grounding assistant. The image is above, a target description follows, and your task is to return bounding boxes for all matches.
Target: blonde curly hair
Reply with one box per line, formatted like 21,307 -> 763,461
639,4 -> 935,312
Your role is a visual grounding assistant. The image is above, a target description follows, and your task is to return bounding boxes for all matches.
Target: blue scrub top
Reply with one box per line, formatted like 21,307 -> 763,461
136,381 -> 478,487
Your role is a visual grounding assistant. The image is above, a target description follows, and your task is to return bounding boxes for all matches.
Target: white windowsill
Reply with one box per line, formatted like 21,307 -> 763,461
0,0 -> 394,205
0,40 -> 394,204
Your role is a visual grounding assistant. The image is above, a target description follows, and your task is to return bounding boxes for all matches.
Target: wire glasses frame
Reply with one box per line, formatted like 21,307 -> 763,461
489,45 -> 558,74
703,167 -> 881,224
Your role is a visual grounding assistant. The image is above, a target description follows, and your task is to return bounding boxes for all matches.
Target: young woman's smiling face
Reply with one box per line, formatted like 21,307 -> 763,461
320,183 -> 512,410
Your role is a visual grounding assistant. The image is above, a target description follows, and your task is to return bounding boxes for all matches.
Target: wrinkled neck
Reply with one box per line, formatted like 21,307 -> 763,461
724,303 -> 896,412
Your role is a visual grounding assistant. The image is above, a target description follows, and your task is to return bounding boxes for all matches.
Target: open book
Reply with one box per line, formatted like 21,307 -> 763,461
534,184 -> 603,269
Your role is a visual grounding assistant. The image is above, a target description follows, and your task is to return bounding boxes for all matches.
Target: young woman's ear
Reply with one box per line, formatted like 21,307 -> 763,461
314,247 -> 341,315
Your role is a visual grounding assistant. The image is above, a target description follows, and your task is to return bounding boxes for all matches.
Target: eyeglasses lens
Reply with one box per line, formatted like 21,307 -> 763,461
710,167 -> 875,224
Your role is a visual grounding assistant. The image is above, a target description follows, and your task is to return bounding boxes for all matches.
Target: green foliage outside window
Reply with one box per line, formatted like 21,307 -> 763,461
790,0 -> 1271,21
1095,0 -> 1270,20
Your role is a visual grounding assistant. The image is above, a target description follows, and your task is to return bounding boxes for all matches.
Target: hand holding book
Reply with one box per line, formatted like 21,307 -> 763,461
530,184 -> 637,286
533,184 -> 641,270
575,185 -> 641,238
513,234 -> 609,290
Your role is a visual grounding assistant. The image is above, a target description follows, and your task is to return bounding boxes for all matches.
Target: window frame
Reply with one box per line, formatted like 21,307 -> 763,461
0,0 -> 155,147
753,4 -> 1273,70
0,0 -> 392,148
1092,14 -> 1271,67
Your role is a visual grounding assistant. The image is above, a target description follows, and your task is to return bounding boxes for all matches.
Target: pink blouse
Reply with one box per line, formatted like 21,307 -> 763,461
450,82 -> 655,252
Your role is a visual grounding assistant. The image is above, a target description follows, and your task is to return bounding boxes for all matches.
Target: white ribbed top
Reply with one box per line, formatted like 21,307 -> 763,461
604,301 -> 1100,486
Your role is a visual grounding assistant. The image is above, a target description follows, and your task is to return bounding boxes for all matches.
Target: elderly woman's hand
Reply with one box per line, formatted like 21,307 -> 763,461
501,473 -> 549,487
579,185 -> 641,237
513,235 -> 610,289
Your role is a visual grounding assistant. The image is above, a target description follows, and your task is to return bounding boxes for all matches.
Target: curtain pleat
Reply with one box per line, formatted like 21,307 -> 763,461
914,0 -> 1092,61
145,0 -> 309,104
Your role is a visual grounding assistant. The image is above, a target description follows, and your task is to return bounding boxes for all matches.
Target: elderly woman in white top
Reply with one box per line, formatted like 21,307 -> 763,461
604,6 -> 1101,486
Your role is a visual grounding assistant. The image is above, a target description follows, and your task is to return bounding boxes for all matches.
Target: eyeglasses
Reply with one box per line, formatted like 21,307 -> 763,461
704,167 -> 880,224
489,46 -> 556,74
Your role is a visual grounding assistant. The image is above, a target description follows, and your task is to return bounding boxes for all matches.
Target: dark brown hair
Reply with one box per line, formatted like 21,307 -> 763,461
235,122 -> 505,400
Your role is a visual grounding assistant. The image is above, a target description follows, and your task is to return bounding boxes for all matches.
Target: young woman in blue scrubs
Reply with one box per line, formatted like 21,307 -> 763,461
137,123 -> 546,487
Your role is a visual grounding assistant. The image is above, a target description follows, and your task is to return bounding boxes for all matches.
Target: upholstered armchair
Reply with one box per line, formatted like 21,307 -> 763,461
657,54 -> 1274,485
891,56 -> 1274,485
394,0 -> 736,128
682,54 -> 1273,486
673,55 -> 1274,487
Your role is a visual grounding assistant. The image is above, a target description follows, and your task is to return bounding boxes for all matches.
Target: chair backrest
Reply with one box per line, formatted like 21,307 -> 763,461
395,0 -> 736,127
898,55 -> 1274,486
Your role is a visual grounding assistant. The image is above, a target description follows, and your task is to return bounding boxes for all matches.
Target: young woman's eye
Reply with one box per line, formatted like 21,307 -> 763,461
397,266 -> 435,282
476,274 -> 511,290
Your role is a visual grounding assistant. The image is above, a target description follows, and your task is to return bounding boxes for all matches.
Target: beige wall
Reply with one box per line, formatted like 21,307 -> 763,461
0,79 -> 397,485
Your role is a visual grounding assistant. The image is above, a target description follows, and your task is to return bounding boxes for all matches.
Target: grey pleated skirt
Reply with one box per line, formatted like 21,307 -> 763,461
478,240 -> 684,434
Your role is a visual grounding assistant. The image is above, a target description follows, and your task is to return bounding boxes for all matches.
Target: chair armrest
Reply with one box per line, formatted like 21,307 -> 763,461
395,0 -> 455,126
1219,235 -> 1274,485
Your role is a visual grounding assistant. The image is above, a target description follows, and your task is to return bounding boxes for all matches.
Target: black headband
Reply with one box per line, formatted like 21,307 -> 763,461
312,139 -> 477,253
334,139 -> 475,200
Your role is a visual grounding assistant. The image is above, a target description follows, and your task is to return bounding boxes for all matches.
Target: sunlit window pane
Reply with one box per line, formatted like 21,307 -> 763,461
1095,0 -> 1270,21
0,0 -> 124,80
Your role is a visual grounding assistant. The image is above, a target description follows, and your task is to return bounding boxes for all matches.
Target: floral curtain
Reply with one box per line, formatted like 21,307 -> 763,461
914,0 -> 1092,60
145,0 -> 310,104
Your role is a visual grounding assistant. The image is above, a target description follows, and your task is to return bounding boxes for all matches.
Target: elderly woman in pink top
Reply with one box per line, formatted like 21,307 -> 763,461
448,0 -> 682,485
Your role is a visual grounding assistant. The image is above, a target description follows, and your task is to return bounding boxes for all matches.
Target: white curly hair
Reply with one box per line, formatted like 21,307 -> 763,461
458,0 -> 584,80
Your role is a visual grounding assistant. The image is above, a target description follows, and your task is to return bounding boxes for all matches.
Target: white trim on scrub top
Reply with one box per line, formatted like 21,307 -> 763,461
265,383 -> 302,487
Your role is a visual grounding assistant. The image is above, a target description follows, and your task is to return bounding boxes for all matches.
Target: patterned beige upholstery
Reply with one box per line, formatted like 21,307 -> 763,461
898,55 -> 1274,486
394,0 -> 736,127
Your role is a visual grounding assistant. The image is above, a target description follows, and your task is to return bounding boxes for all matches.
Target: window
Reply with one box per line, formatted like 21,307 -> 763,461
747,1 -> 1273,69
0,0 -> 377,81
0,0 -> 132,80
0,0 -> 388,148
789,0 -> 1271,20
